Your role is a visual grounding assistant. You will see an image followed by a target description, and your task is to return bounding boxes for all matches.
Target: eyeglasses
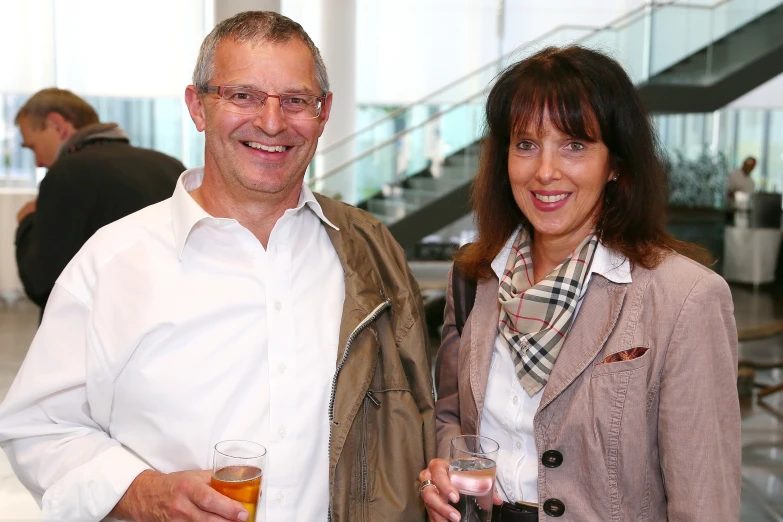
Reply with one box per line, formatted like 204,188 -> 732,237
203,85 -> 325,120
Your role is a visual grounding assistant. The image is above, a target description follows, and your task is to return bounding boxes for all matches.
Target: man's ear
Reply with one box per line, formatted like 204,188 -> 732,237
45,112 -> 75,140
316,92 -> 333,138
185,85 -> 207,132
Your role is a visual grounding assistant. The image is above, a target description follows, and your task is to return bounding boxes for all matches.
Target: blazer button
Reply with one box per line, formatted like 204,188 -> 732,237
543,498 -> 565,517
542,450 -> 563,468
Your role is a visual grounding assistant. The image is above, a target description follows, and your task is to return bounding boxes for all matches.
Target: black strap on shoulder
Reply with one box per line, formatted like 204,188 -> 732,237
452,262 -> 477,337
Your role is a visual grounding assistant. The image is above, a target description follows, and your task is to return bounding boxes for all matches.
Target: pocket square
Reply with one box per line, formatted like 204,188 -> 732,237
599,347 -> 649,364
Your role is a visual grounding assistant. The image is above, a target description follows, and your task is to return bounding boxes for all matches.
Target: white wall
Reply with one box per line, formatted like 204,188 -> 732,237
0,0 -> 207,98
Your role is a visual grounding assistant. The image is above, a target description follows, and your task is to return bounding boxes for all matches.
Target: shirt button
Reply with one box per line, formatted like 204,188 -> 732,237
512,395 -> 519,405
278,425 -> 287,438
516,441 -> 522,450
276,492 -> 285,503
278,362 -> 287,374
274,301 -> 282,311
248,250 -> 257,259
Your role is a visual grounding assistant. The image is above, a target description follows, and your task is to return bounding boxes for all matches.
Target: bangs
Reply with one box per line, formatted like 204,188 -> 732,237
489,55 -> 603,143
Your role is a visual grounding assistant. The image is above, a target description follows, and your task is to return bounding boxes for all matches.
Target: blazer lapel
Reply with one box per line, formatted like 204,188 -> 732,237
469,275 -> 502,420
540,275 -> 627,410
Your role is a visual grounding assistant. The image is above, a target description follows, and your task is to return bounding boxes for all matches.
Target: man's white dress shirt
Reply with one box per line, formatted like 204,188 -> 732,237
0,168 -> 345,522
480,229 -> 632,503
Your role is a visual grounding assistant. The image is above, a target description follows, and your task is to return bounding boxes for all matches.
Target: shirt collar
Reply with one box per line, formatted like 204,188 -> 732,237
490,226 -> 632,285
172,167 -> 339,260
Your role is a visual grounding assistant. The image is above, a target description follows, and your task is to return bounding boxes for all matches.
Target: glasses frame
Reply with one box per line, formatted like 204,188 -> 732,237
203,85 -> 326,120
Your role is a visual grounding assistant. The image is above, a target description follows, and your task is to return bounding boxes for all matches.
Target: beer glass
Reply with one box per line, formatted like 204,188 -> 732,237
449,435 -> 499,522
211,440 -> 266,522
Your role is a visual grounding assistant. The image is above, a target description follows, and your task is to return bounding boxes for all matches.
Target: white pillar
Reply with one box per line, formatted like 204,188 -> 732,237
214,0 -> 281,25
318,0 -> 356,150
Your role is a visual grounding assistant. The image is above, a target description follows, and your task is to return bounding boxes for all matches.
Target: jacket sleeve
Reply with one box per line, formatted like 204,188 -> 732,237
0,283 -> 151,521
657,272 -> 740,520
434,267 -> 464,460
398,259 -> 437,466
15,167 -> 92,308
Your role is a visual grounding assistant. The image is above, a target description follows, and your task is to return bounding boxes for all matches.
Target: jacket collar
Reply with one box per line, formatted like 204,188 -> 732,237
471,234 -> 634,418
469,272 -> 629,418
170,168 -> 338,260
58,122 -> 129,159
315,194 -> 387,360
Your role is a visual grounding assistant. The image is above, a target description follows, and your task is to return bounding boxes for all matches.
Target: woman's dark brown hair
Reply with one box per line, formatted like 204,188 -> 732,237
456,45 -> 707,280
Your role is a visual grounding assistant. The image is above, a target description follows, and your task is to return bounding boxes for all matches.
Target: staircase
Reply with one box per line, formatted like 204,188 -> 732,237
309,0 -> 783,251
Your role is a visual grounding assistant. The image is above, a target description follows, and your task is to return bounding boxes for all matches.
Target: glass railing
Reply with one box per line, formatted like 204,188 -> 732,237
309,26 -> 596,204
311,0 -> 783,208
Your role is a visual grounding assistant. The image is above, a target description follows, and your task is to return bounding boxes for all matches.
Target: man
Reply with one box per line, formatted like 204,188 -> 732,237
14,88 -> 184,312
727,156 -> 757,203
0,11 -> 435,522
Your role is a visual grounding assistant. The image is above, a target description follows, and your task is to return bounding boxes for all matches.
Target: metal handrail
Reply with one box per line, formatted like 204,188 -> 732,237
315,0 -> 676,157
311,0 -> 762,185
309,91 -> 485,186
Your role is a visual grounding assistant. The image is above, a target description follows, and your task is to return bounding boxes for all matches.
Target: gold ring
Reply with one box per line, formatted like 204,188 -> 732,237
419,479 -> 438,496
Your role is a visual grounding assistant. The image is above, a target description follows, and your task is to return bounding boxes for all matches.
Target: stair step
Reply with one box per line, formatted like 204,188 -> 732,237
401,188 -> 441,207
408,176 -> 468,193
367,197 -> 413,221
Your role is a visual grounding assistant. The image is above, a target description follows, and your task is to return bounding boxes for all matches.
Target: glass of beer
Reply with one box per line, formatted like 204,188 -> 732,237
448,435 -> 499,522
211,440 -> 266,522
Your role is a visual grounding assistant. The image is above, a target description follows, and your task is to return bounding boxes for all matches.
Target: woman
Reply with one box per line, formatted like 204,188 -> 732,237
419,46 -> 740,522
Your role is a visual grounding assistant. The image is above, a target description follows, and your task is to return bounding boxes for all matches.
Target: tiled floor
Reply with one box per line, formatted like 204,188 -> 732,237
0,299 -> 41,520
1,286 -> 783,520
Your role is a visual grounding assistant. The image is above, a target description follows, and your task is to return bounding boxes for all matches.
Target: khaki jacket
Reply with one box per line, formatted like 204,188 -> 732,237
317,195 -> 436,522
435,252 -> 741,521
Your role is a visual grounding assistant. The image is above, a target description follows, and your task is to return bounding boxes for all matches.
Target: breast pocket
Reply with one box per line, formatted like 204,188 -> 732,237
591,346 -> 652,378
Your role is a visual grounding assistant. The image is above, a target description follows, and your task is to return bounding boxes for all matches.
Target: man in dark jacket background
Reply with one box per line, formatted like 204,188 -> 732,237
14,88 -> 184,312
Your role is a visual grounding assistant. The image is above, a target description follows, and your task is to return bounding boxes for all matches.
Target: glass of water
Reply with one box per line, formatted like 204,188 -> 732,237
449,435 -> 499,522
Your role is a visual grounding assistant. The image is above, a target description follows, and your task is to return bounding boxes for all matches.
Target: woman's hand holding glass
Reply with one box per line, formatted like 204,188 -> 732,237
419,457 -> 463,522
419,435 -> 503,522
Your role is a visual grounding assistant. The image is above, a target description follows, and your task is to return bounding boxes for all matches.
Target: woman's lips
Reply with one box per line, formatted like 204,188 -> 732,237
530,191 -> 571,211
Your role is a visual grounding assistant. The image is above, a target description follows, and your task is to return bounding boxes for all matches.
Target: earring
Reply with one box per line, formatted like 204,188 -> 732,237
612,175 -> 619,182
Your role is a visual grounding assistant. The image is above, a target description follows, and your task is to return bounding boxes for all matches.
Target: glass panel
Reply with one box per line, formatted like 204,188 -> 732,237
768,110 -> 783,193
581,9 -> 648,83
312,25 -> 594,181
314,94 -> 484,207
735,109 -> 765,188
649,5 -> 711,78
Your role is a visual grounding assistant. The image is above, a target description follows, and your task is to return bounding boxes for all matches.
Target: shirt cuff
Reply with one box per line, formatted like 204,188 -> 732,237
41,445 -> 151,522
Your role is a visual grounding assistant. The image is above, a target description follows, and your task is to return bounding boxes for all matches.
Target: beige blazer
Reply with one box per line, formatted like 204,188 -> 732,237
435,252 -> 741,521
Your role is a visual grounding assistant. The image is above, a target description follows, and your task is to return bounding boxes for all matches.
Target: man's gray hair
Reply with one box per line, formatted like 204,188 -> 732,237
192,11 -> 329,95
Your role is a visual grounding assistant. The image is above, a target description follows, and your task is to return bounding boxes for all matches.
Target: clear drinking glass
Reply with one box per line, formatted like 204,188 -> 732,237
448,435 -> 500,522
211,440 -> 267,522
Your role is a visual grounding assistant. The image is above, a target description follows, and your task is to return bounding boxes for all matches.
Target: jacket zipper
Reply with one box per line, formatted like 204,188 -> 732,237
327,298 -> 391,522
361,393 -> 370,522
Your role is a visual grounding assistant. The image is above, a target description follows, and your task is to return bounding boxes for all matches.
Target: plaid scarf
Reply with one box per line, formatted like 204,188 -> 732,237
498,229 -> 599,397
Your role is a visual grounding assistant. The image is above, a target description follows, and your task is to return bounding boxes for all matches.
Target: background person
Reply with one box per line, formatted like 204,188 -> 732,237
14,88 -> 184,312
0,11 -> 434,522
419,46 -> 740,522
727,156 -> 757,203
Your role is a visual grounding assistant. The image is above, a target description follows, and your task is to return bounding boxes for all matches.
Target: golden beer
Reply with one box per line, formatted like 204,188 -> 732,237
211,465 -> 262,522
